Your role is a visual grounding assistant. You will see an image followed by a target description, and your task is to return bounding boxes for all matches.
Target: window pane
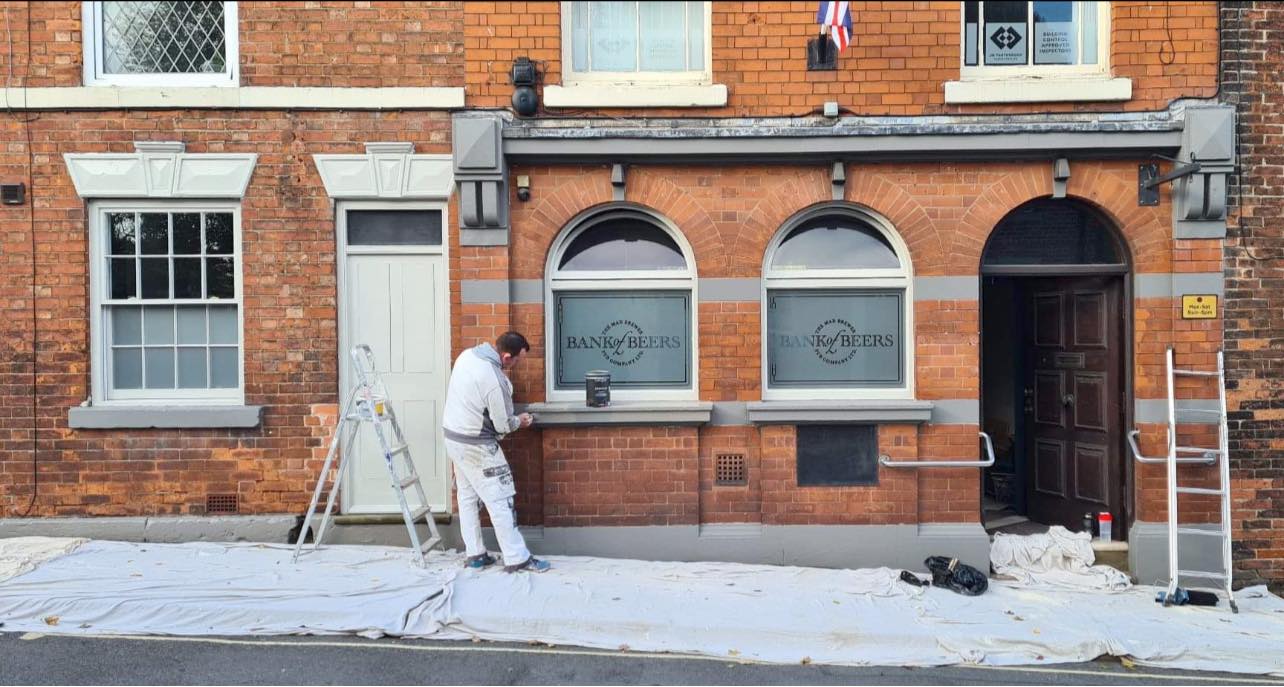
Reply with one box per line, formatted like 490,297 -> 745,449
210,347 -> 238,388
771,218 -> 901,271
101,1 -> 227,75
639,1 -> 687,71
112,347 -> 142,389
571,1 -> 590,71
984,0 -> 1028,66
110,306 -> 142,346
144,347 -> 175,389
208,305 -> 237,345
139,213 -> 169,254
140,258 -> 170,298
173,258 -> 202,298
686,1 -> 704,71
554,291 -> 691,389
176,305 -> 206,344
346,210 -> 443,246
205,257 -> 234,298
1033,1 -> 1077,65
110,258 -> 137,299
143,305 -> 174,345
590,1 -> 638,72
559,219 -> 687,271
177,347 -> 208,388
964,1 -> 980,66
108,212 -> 136,254
767,290 -> 905,388
205,213 -> 233,254
1081,1 -> 1099,65
173,213 -> 201,253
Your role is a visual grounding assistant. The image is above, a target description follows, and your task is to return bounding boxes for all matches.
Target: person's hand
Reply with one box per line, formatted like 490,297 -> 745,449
518,412 -> 534,428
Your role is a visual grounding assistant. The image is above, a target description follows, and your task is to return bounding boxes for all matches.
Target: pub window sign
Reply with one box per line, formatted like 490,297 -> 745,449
767,289 -> 905,388
554,291 -> 692,389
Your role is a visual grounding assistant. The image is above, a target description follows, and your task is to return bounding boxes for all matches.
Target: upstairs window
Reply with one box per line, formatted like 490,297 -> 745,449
83,1 -> 238,86
565,1 -> 711,85
962,1 -> 1108,77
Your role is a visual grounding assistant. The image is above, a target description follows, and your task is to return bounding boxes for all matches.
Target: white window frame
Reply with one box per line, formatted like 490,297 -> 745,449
88,200 -> 245,405
560,1 -> 713,87
959,0 -> 1110,80
82,1 -> 240,87
544,206 -> 699,403
761,205 -> 915,402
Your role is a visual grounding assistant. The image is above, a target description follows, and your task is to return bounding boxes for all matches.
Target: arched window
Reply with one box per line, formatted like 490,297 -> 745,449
763,206 -> 914,399
546,207 -> 697,401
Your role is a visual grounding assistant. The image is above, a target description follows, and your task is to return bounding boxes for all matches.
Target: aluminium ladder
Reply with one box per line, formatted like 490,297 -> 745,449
292,344 -> 442,566
1130,348 -> 1235,612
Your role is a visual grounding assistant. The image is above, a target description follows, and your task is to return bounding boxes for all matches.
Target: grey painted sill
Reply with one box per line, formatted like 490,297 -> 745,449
746,400 -> 934,424
68,404 -> 263,429
519,401 -> 713,426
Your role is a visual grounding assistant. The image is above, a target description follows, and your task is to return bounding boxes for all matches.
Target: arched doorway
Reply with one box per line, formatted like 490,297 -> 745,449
980,198 -> 1131,537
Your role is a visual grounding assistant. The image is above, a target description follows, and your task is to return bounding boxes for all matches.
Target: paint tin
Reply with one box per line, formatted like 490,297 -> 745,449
585,370 -> 611,408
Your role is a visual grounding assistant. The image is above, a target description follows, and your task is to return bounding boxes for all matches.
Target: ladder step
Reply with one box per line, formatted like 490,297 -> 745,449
1173,369 -> 1220,377
1176,569 -> 1228,580
418,536 -> 441,554
1176,527 -> 1225,537
1176,486 -> 1224,496
388,443 -> 410,457
397,474 -> 420,489
408,504 -> 431,522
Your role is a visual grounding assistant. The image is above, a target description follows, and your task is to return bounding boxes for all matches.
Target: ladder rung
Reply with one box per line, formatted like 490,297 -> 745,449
418,536 -> 441,553
1176,527 -> 1224,537
1176,569 -> 1228,579
408,504 -> 431,522
388,444 -> 410,457
397,474 -> 419,489
1173,369 -> 1220,377
1175,486 -> 1224,496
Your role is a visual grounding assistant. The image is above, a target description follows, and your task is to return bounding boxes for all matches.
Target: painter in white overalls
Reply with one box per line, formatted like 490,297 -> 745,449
441,332 -> 549,573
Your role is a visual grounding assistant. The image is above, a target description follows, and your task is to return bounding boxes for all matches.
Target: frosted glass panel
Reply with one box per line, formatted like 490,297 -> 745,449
112,348 -> 142,389
177,348 -> 207,388
111,306 -> 142,346
208,306 -> 237,345
210,347 -> 238,388
686,1 -> 704,70
1081,1 -> 1098,64
571,1 -> 590,72
143,306 -> 175,345
176,306 -> 206,344
589,2 -> 637,72
571,1 -> 703,74
144,348 -> 175,389
639,2 -> 686,71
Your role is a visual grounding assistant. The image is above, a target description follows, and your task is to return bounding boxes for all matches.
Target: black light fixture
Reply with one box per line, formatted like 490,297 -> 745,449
510,57 -> 539,116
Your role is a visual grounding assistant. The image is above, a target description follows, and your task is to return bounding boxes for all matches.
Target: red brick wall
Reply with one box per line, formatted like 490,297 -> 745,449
1223,1 -> 1284,588
3,1 -> 464,88
464,1 -> 1217,116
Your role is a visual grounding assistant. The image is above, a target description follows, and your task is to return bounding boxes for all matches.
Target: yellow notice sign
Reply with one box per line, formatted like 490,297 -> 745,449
1181,294 -> 1218,319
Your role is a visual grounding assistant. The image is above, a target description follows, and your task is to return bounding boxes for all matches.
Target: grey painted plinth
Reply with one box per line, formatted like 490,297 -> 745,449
1128,521 -> 1225,587
0,516 -> 296,543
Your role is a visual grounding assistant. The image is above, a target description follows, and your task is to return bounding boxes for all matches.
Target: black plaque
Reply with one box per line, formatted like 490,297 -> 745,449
796,424 -> 879,487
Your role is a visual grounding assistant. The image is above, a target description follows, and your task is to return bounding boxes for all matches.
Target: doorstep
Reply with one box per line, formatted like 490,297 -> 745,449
1092,539 -> 1130,574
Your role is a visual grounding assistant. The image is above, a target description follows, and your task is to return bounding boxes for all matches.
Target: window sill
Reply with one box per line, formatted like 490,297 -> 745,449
2,86 -> 466,110
944,77 -> 1132,104
544,84 -> 728,108
746,400 -> 934,424
68,404 -> 263,429
519,401 -> 713,426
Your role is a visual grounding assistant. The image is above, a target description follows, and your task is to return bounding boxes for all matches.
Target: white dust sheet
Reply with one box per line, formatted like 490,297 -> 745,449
1,539 -> 1283,675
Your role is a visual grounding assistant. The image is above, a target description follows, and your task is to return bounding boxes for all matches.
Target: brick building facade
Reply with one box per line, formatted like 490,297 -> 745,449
0,1 -> 1276,586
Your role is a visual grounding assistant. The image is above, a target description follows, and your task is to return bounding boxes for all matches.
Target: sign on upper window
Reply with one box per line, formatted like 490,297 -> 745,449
963,1 -> 1105,74
84,1 -> 238,86
565,1 -> 710,84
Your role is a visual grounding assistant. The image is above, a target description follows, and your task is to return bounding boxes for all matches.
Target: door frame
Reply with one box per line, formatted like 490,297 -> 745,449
335,199 -> 451,514
979,263 -> 1134,532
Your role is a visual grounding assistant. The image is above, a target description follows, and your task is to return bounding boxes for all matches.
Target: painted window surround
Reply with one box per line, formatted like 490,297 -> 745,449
546,1 -> 727,108
0,86 -> 465,110
82,1 -> 240,88
946,0 -> 1131,104
65,141 -> 261,429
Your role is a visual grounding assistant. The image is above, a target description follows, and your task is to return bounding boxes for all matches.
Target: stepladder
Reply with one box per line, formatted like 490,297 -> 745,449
1128,348 -> 1236,612
293,344 -> 442,566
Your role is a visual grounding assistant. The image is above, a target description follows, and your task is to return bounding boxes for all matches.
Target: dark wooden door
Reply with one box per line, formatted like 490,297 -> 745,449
1022,276 -> 1124,530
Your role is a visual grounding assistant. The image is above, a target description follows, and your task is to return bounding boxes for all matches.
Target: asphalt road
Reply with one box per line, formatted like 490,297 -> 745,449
3,632 -> 1282,686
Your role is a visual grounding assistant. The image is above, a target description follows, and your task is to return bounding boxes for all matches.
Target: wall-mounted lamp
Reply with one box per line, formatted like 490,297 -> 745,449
510,57 -> 539,117
516,175 -> 531,202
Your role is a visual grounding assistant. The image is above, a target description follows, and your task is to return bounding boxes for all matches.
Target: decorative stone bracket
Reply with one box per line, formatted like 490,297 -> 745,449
64,141 -> 257,199
1173,106 -> 1235,239
313,142 -> 453,200
452,113 -> 509,246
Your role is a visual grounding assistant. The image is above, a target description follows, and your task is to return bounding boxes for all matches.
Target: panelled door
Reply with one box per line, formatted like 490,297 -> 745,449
338,204 -> 449,513
1023,276 -> 1124,529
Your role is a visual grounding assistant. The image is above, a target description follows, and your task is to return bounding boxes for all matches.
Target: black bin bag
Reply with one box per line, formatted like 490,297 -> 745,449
924,556 -> 988,596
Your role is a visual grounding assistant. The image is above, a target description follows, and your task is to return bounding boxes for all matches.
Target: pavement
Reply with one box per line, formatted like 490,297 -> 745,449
5,632 -> 1284,686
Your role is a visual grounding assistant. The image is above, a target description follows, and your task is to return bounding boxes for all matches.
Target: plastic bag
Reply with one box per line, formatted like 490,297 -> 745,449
924,556 -> 989,596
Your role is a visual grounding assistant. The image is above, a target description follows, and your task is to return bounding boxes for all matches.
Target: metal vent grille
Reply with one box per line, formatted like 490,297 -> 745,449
206,493 -> 238,514
715,454 -> 746,485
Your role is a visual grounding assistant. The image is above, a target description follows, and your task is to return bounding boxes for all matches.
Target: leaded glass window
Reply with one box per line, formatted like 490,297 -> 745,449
86,2 -> 237,85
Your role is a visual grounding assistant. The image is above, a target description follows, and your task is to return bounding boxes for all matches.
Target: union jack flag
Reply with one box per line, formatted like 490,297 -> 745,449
816,1 -> 853,53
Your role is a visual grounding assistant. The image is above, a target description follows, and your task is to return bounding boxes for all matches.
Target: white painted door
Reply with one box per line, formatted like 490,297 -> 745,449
338,205 -> 449,513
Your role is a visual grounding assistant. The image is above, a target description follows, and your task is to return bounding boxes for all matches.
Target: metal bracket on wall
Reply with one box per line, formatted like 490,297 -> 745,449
1138,163 -> 1161,206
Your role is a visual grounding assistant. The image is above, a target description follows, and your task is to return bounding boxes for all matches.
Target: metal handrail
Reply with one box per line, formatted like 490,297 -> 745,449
1127,429 -> 1216,465
879,431 -> 996,468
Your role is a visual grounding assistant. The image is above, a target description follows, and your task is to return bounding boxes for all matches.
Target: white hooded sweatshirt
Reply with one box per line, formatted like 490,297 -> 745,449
442,342 -> 520,447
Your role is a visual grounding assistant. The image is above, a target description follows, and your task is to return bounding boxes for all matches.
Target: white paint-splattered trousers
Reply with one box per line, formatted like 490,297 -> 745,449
445,439 -> 531,566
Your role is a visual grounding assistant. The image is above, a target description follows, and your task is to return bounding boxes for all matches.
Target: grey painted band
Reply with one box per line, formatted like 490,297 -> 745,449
710,402 -> 750,426
746,400 -> 933,424
0,515 -> 294,543
930,399 -> 980,425
1135,398 -> 1221,424
914,276 -> 979,301
1134,272 -> 1224,299
698,278 -> 760,303
1174,220 -> 1228,240
1129,521 -> 1221,586
460,228 -> 508,247
461,280 -> 510,304
68,405 -> 263,429
511,279 -> 544,304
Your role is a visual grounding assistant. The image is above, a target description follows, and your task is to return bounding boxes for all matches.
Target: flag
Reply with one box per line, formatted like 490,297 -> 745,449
816,1 -> 853,53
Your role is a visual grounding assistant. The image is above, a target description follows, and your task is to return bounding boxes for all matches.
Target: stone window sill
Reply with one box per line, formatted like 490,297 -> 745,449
543,84 -> 728,108
944,77 -> 1132,104
519,401 -> 713,427
68,404 -> 263,429
746,400 -> 934,424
